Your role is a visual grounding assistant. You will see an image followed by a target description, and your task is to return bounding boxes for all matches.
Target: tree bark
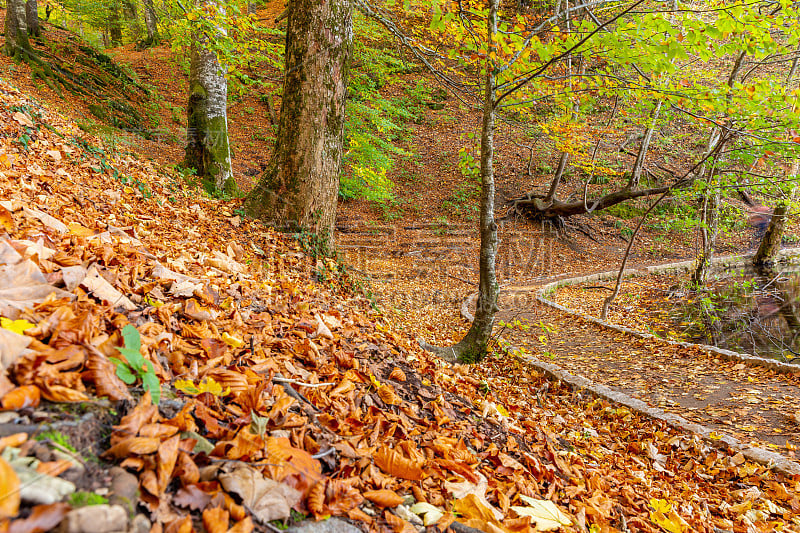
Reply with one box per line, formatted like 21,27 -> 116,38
752,202 -> 789,266
4,0 -> 33,59
628,100 -> 662,189
185,0 -> 234,195
143,0 -> 160,44
109,3 -> 123,45
244,0 -> 353,248
25,0 -> 39,37
506,184 -> 674,219
421,0 -> 499,363
690,51 -> 745,287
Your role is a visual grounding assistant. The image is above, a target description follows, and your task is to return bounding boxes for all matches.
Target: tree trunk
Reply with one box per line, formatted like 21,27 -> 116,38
109,4 -> 123,45
753,202 -> 789,266
184,0 -> 234,195
4,0 -> 33,59
421,0 -> 499,363
690,51 -> 745,287
143,0 -> 160,44
122,0 -> 142,40
244,0 -> 353,248
691,178 -> 720,287
628,100 -> 662,189
25,0 -> 39,37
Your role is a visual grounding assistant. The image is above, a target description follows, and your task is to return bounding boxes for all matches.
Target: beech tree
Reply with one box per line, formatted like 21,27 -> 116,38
184,0 -> 235,195
142,0 -> 160,45
245,0 -> 353,248
4,0 -> 34,59
26,0 -> 40,37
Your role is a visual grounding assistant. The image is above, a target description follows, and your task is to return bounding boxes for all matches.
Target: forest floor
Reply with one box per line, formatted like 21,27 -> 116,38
1,11 -> 800,533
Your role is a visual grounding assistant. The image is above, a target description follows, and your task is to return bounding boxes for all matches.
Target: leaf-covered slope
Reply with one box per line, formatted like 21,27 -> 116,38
1,77 -> 799,533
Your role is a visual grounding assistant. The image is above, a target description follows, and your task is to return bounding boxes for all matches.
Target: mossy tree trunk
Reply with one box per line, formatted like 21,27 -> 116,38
109,3 -> 123,45
184,0 -> 234,195
422,0 -> 499,363
244,0 -> 353,248
4,0 -> 34,59
143,0 -> 160,44
25,0 -> 40,38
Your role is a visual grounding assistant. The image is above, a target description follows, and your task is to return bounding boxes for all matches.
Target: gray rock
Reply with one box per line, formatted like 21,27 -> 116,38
108,467 -> 139,514
287,518 -> 363,533
130,514 -> 150,533
57,504 -> 128,533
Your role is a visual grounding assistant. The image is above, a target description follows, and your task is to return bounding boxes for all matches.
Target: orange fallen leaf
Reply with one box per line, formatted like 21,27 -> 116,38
84,351 -> 133,402
36,459 -> 74,477
103,436 -> 161,458
0,456 -> 20,519
6,503 -> 69,533
374,446 -> 424,481
201,507 -> 229,533
363,489 -> 404,508
0,386 -> 40,410
0,433 -> 27,453
384,510 -> 417,533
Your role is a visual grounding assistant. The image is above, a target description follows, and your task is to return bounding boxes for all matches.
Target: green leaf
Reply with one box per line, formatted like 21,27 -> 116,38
121,325 -> 141,353
142,372 -> 161,405
112,359 -> 136,385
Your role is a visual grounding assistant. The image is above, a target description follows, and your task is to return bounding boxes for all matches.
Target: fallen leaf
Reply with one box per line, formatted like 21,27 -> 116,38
80,265 -> 136,311
363,489 -> 404,508
7,502 -> 69,533
374,446 -> 424,481
510,495 -> 572,531
0,456 -> 20,518
1,386 -> 40,410
218,464 -> 301,522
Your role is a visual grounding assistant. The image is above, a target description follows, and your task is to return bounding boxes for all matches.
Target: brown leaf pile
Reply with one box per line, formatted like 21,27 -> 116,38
0,76 -> 799,533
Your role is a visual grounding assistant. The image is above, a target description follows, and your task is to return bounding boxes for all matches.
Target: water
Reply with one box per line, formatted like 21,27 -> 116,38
658,264 -> 800,363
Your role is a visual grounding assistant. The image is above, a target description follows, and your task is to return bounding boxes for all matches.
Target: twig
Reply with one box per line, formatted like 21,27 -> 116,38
273,377 -> 336,388
312,447 -> 336,459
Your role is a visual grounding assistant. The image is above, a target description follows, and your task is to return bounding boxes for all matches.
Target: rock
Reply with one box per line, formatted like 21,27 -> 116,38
394,504 -> 423,526
108,467 -> 139,514
287,518 -> 363,533
130,514 -> 150,533
57,504 -> 128,533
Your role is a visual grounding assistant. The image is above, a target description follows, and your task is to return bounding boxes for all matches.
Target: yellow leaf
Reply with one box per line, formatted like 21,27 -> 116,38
175,377 -> 230,397
496,404 -> 509,417
221,332 -> 244,348
1,317 -> 35,335
649,499 -> 689,533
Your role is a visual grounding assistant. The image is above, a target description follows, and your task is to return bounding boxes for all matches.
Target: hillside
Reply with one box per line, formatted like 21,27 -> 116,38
2,10 -> 800,533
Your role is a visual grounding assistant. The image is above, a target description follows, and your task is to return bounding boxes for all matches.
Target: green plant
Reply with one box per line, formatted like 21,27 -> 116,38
69,491 -> 109,507
34,431 -> 76,453
110,325 -> 161,404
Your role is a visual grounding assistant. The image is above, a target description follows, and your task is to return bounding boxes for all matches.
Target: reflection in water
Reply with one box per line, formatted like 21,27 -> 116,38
663,265 -> 800,362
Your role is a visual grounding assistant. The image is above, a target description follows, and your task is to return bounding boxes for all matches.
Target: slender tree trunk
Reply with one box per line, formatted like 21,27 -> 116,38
185,0 -> 234,195
543,59 -> 584,205
753,162 -> 797,265
25,0 -> 39,37
143,0 -> 160,44
4,0 -> 33,59
422,0 -> 499,363
109,3 -> 123,45
122,0 -> 142,40
690,51 -> 746,287
244,0 -> 353,248
628,100 -> 662,189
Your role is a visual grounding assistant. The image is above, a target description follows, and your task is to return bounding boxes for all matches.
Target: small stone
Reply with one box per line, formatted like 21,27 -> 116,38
57,504 -> 128,533
0,411 -> 19,424
394,504 -> 423,525
286,517 -> 362,533
130,514 -> 150,533
108,467 -> 139,514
